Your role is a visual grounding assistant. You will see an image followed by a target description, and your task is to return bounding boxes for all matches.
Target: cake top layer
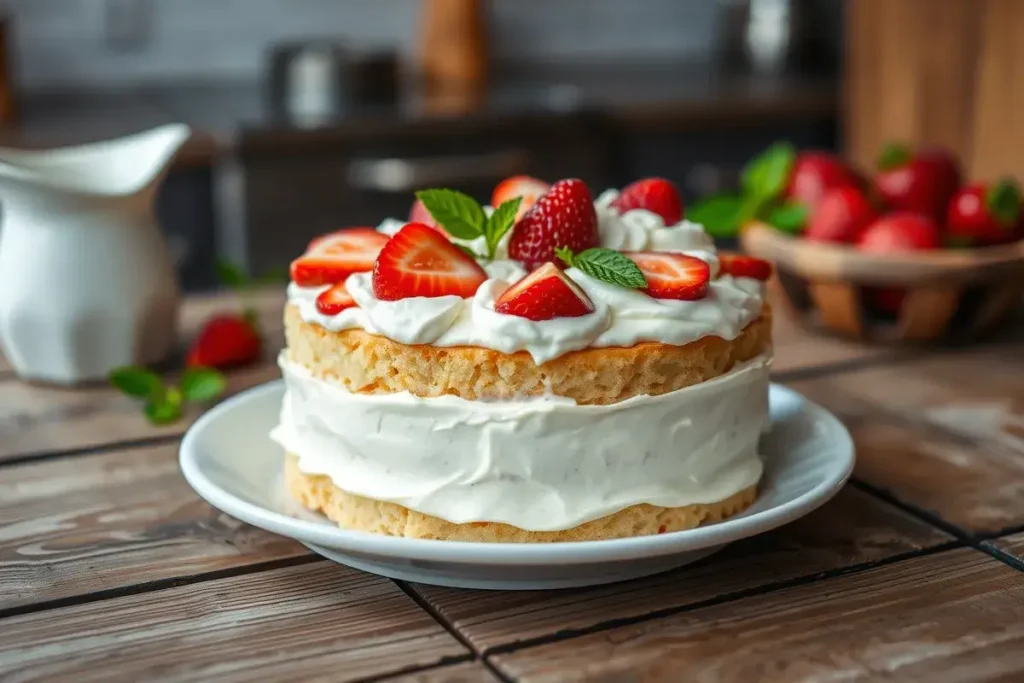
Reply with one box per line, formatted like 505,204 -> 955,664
286,177 -> 770,364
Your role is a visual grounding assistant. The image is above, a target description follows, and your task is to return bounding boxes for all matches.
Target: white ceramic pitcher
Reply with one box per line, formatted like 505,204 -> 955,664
0,124 -> 190,384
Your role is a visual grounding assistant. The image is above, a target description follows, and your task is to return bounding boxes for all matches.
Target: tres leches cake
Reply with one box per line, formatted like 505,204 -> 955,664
271,176 -> 773,543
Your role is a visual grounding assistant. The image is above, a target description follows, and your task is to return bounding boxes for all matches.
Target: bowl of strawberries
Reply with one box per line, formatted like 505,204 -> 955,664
691,142 -> 1024,343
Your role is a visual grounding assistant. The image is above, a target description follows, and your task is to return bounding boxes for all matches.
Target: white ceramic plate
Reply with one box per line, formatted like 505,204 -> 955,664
180,381 -> 854,590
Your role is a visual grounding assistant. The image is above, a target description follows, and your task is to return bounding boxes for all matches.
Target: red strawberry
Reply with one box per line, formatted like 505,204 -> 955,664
187,314 -> 261,369
492,175 -> 550,220
625,252 -> 711,300
372,222 -> 487,300
611,178 -> 684,224
315,282 -> 357,315
873,143 -> 960,222
857,212 -> 941,314
805,186 -> 877,243
291,228 -> 389,287
408,198 -> 438,228
784,152 -> 863,209
508,178 -> 600,270
493,262 -> 594,321
946,178 -> 1022,247
718,254 -> 773,281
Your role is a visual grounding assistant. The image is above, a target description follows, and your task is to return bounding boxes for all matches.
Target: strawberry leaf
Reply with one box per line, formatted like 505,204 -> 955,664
763,201 -> 809,233
415,189 -> 486,241
877,141 -> 913,170
144,387 -> 182,425
566,247 -> 647,289
109,366 -> 164,399
485,197 -> 522,259
742,142 -> 795,202
216,259 -> 249,289
687,195 -> 750,238
180,367 -> 227,403
986,178 -> 1021,227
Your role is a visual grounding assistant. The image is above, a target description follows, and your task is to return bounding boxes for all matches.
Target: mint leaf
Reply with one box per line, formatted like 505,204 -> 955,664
255,266 -> 289,284
877,141 -> 913,171
763,201 -> 809,233
687,195 -> 749,238
742,142 -> 795,201
109,366 -> 164,399
415,189 -> 485,241
485,197 -> 521,259
554,246 -> 575,267
180,367 -> 227,403
144,387 -> 182,425
986,178 -> 1021,227
216,259 -> 248,289
569,248 -> 646,289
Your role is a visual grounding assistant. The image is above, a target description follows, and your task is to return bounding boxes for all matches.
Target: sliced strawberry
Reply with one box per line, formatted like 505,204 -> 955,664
493,262 -> 594,321
408,198 -> 439,229
625,252 -> 710,300
315,282 -> 357,315
718,254 -> 773,281
612,178 -> 684,224
372,222 -> 487,300
291,228 -> 389,287
492,175 -> 550,220
508,178 -> 600,270
186,314 -> 261,369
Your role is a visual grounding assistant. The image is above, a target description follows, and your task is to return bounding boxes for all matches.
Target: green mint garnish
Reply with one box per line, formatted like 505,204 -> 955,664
742,142 -> 795,203
110,365 -> 227,426
763,201 -> 809,234
987,178 -> 1022,227
556,247 -> 647,289
415,188 -> 520,260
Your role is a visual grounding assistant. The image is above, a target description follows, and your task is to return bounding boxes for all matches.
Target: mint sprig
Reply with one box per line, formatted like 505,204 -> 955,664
556,247 -> 647,289
415,189 -> 521,260
110,366 -> 226,425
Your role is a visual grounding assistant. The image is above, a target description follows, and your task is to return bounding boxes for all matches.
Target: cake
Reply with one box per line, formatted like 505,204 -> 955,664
271,176 -> 773,543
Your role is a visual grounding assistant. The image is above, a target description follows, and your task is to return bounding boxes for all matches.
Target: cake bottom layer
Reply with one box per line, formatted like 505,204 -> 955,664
285,454 -> 758,543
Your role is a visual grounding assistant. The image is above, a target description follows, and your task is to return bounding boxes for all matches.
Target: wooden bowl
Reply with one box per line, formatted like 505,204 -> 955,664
740,222 -> 1024,343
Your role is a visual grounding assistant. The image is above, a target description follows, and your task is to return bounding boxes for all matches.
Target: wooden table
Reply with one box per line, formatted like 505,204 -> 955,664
2,288 -> 1024,682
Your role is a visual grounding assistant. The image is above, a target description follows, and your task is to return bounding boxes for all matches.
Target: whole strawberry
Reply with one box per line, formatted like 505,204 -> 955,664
508,178 -> 599,270
857,212 -> 940,314
873,143 -> 960,222
187,314 -> 261,369
784,151 -> 862,209
947,178 -> 1022,247
805,186 -> 877,243
612,177 -> 684,224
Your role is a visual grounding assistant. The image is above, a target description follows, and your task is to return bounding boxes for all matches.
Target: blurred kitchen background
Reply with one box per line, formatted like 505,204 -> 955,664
0,0 -> 1018,292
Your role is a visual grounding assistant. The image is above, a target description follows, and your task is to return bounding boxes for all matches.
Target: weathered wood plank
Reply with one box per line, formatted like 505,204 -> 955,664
0,443 -> 306,612
990,532 -> 1024,561
0,563 -> 469,683
387,662 -> 501,682
792,377 -> 1024,534
769,303 -> 905,374
412,488 -> 951,654
491,549 -> 1024,683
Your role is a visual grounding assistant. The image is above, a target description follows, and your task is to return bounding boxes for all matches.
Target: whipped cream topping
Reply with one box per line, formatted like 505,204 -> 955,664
289,192 -> 765,364
272,354 -> 770,531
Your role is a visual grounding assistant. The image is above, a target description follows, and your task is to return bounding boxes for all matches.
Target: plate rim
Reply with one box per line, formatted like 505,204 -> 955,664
179,381 -> 854,566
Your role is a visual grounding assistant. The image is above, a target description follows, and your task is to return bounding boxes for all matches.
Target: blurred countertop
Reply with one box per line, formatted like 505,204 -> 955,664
0,62 -> 838,167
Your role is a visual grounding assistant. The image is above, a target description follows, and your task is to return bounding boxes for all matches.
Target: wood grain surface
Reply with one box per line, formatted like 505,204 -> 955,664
389,662 -> 502,682
491,549 -> 1024,682
412,488 -> 951,653
0,562 -> 469,683
0,443 -> 307,613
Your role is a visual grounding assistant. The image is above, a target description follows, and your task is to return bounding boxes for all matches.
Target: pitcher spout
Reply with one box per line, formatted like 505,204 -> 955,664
0,123 -> 191,198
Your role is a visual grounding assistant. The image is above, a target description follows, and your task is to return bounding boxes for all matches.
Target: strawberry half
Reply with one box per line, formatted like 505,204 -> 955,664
612,178 -> 684,224
315,282 -> 357,315
372,222 -> 488,300
186,314 -> 261,369
508,178 -> 600,270
493,262 -> 594,321
492,175 -> 550,220
291,228 -> 389,287
625,252 -> 710,300
718,254 -> 773,281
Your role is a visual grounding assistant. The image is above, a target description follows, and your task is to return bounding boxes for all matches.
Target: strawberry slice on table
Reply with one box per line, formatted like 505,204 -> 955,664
508,178 -> 600,270
187,314 -> 261,369
718,254 -> 773,281
492,175 -> 550,219
624,252 -> 711,300
373,222 -> 488,300
494,262 -> 594,321
946,178 -> 1022,246
291,228 -> 389,287
315,282 -> 358,315
611,177 -> 684,224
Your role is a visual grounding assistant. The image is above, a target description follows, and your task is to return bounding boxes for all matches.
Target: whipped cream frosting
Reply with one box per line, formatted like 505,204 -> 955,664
272,353 -> 770,531
289,191 -> 765,364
